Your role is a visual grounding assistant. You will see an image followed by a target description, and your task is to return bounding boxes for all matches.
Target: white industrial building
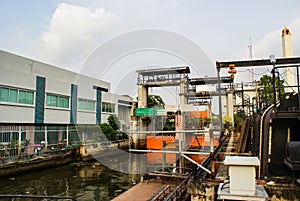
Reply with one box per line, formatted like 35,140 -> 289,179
0,50 -> 132,147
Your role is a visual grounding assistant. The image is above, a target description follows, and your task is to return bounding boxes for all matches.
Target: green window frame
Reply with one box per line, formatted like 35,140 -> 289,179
46,94 -> 58,107
59,96 -> 69,108
19,90 -> 33,104
46,94 -> 69,109
0,86 -> 34,105
0,87 -> 9,102
9,89 -> 18,103
78,99 -> 95,111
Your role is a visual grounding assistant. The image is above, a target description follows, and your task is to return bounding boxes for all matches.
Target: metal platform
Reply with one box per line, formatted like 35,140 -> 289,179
112,180 -> 176,201
136,66 -> 190,86
217,184 -> 269,201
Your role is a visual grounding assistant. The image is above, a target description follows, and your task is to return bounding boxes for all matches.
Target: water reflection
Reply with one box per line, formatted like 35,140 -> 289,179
93,149 -> 178,174
0,162 -> 135,201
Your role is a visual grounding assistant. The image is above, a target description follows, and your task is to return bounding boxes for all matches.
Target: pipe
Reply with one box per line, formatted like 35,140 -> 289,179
129,149 -> 210,155
259,103 -> 275,178
217,67 -> 223,136
181,154 -> 211,174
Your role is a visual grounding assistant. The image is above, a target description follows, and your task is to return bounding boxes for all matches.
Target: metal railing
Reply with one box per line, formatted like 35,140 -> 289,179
148,185 -> 171,201
0,128 -> 80,159
161,134 -> 230,200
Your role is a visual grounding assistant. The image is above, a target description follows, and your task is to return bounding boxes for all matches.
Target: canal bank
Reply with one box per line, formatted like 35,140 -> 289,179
0,161 -> 135,201
0,140 -> 129,178
0,149 -> 76,177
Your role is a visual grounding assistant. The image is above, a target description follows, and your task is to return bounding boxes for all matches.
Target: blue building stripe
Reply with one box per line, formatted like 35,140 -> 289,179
96,89 -> 102,125
35,76 -> 45,124
70,84 -> 78,124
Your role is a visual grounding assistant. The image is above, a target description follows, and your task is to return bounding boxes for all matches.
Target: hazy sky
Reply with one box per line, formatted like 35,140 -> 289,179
1,0 -> 300,104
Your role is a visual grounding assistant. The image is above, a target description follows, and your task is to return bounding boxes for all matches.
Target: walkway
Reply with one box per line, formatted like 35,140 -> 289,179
113,180 -> 176,201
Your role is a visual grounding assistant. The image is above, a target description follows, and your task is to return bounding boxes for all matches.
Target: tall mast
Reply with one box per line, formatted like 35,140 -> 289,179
248,37 -> 254,81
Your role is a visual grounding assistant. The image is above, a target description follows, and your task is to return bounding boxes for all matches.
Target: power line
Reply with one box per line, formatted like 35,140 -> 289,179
237,69 -> 270,76
278,71 -> 296,93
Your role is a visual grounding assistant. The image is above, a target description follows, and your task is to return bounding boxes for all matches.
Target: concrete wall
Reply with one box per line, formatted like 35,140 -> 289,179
0,67 -> 36,123
44,109 -> 70,124
77,111 -> 96,124
0,105 -> 34,123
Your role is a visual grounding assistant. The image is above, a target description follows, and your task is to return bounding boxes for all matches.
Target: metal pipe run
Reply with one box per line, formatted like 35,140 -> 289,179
217,68 -> 223,136
129,149 -> 210,155
181,154 -> 211,174
128,129 -> 209,134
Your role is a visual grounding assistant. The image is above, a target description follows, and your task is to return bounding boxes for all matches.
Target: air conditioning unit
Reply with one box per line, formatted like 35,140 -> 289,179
224,156 -> 260,195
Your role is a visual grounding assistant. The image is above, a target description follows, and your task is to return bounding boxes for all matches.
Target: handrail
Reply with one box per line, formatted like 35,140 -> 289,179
163,172 -> 192,201
162,134 -> 230,200
148,185 -> 171,201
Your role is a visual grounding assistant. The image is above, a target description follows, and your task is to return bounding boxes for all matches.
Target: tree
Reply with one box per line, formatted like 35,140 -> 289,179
100,123 -> 115,141
234,113 -> 242,127
107,114 -> 120,131
148,95 -> 165,108
259,75 -> 284,106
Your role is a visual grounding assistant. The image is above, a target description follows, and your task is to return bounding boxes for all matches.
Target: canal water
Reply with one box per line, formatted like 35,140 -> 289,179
0,162 -> 138,201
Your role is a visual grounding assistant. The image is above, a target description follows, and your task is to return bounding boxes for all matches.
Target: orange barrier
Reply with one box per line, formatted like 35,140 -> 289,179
190,111 -> 208,119
186,134 -> 219,148
188,154 -> 209,164
147,152 -> 177,164
146,136 -> 175,150
146,135 -> 219,150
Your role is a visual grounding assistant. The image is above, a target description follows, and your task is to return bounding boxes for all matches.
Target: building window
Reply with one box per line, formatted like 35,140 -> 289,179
19,90 -> 34,104
78,99 -> 95,111
102,102 -> 115,113
46,94 -> 69,109
9,89 -> 18,103
59,96 -> 69,108
0,131 -> 25,144
0,87 -> 9,102
0,86 -> 34,105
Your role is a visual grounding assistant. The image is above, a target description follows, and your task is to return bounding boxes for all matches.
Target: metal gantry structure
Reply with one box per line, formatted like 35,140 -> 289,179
131,66 -> 235,179
216,56 -> 300,178
131,56 -> 300,181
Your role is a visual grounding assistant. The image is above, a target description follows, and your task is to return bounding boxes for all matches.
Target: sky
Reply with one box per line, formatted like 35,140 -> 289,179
1,0 -> 300,105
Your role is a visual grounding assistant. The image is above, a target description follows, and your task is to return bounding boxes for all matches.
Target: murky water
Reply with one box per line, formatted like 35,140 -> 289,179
0,162 -> 138,201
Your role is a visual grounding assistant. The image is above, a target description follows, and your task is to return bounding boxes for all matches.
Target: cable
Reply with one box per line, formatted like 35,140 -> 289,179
237,69 -> 270,76
278,72 -> 296,93
220,181 -> 230,190
251,70 -> 270,76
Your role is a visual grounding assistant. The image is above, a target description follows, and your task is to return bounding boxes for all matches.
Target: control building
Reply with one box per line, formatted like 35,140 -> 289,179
0,50 -> 132,146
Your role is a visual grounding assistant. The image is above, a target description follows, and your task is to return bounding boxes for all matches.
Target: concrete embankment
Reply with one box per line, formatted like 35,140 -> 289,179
0,149 -> 77,177
0,140 -> 129,178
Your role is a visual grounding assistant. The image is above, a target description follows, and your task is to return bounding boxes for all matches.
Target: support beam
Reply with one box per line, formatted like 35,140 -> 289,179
137,85 -> 148,107
216,57 -> 300,69
44,126 -> 48,149
18,126 -> 22,157
226,90 -> 234,125
181,154 -> 211,174
180,81 -> 188,105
